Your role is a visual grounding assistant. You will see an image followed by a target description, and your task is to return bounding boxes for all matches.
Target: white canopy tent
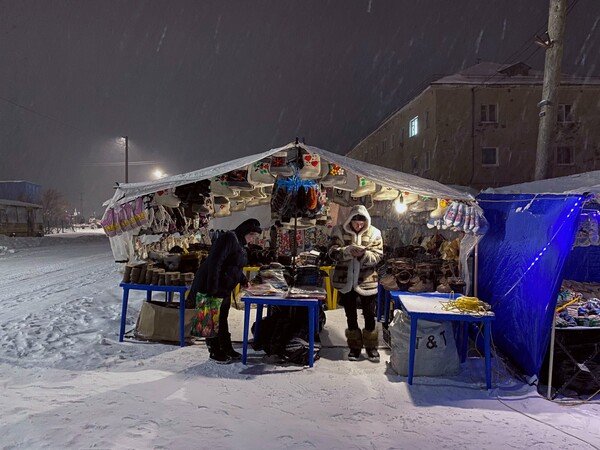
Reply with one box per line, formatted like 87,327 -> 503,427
482,170 -> 600,195
104,142 -> 474,208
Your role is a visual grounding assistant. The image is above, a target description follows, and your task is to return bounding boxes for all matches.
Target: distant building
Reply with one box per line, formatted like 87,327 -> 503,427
347,62 -> 600,190
0,181 -> 43,236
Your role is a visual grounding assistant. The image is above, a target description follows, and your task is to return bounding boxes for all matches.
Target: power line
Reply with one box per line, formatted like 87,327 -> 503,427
0,93 -> 88,134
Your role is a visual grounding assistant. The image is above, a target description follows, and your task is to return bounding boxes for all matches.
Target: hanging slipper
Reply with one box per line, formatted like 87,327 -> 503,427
248,160 -> 276,187
226,169 -> 254,191
299,152 -> 322,179
351,176 -> 377,197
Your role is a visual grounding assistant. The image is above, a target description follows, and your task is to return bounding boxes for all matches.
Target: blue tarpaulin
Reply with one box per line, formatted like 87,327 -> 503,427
476,193 -> 586,378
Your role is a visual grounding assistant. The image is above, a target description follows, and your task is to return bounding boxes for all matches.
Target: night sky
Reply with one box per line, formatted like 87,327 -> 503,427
1,0 -> 599,216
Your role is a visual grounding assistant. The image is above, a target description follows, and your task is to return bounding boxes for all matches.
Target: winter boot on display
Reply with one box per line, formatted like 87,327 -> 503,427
219,332 -> 241,360
362,328 -> 380,362
346,329 -> 363,361
206,336 -> 232,364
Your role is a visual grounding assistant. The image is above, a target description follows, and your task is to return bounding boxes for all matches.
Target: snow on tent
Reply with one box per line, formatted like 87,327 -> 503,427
102,142 -> 474,264
476,170 -> 600,390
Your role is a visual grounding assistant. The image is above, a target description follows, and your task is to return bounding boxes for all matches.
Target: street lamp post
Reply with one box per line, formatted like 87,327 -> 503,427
123,136 -> 129,183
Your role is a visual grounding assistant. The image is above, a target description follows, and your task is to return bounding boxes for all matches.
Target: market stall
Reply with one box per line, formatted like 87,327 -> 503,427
476,170 -> 600,398
101,141 -> 478,361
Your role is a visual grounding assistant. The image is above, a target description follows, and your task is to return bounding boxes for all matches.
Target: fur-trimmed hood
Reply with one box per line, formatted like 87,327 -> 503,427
342,204 -> 372,236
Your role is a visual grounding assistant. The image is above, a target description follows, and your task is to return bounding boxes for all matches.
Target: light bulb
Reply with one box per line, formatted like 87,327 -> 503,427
394,195 -> 407,214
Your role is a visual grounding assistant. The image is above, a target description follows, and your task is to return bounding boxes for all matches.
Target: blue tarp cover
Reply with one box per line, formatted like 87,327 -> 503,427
476,193 -> 585,377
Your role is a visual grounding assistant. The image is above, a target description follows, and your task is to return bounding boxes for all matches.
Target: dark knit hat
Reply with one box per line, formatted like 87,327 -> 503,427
234,218 -> 262,240
351,214 -> 367,222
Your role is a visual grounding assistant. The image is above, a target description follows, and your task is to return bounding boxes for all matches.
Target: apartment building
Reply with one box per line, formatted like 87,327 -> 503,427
347,62 -> 600,189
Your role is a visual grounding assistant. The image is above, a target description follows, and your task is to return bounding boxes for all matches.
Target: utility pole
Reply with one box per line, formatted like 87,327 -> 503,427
124,135 -> 129,183
534,0 -> 567,180
79,192 -> 84,222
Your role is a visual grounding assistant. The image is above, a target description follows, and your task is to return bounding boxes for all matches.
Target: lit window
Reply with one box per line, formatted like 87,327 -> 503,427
480,104 -> 498,122
556,146 -> 574,165
558,104 -> 573,123
481,147 -> 499,166
409,116 -> 418,137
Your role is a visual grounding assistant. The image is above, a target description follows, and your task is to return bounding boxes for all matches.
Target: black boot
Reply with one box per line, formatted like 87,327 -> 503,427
206,336 -> 232,364
219,332 -> 241,360
345,329 -> 363,361
363,328 -> 380,362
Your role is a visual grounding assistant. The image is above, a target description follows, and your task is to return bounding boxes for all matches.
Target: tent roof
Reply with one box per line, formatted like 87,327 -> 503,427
104,142 -> 474,207
482,170 -> 600,195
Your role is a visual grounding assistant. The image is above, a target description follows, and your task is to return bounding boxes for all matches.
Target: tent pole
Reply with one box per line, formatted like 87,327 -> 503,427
547,314 -> 557,400
474,237 -> 479,298
292,213 -> 298,286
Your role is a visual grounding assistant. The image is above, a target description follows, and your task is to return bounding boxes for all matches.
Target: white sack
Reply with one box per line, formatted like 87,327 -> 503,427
389,310 -> 460,377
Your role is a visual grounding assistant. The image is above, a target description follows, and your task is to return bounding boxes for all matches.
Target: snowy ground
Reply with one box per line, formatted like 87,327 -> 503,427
1,230 -> 599,450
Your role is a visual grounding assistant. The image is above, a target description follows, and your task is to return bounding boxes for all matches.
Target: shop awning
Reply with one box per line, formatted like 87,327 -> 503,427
104,142 -> 475,207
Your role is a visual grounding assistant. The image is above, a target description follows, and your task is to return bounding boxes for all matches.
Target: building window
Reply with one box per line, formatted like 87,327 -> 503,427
411,156 -> 418,174
480,104 -> 498,123
391,134 -> 396,149
425,111 -> 430,129
556,146 -> 574,165
558,104 -> 573,123
382,139 -> 387,153
481,147 -> 499,166
400,128 -> 405,144
409,116 -> 418,137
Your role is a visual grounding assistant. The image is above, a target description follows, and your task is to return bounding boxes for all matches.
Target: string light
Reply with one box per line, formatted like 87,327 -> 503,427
495,196 -> 585,304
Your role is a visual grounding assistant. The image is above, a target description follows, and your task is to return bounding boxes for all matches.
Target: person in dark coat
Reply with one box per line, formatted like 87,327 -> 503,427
188,218 -> 262,363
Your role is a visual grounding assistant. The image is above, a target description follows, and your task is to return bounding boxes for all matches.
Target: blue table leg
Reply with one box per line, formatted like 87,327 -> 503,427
308,304 -> 315,367
119,288 -> 130,342
461,322 -> 468,363
384,292 -> 389,324
484,320 -> 492,389
242,302 -> 251,364
377,284 -> 384,322
146,290 -> 152,301
314,302 -> 320,332
179,292 -> 185,347
408,316 -> 418,385
255,304 -> 264,341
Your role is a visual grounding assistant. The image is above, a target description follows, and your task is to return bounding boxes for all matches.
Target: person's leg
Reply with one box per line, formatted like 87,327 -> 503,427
342,291 -> 359,330
217,294 -> 240,360
342,291 -> 362,360
360,294 -> 380,362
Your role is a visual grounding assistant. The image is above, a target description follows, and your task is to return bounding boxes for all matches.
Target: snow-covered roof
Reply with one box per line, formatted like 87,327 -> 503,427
104,142 -> 474,207
482,170 -> 600,195
432,61 -> 600,86
0,199 -> 42,208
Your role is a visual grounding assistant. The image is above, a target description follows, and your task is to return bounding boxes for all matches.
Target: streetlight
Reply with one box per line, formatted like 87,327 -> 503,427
153,168 -> 167,179
123,136 -> 129,183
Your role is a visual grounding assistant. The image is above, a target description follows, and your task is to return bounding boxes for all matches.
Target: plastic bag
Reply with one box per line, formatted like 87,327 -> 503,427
191,293 -> 223,338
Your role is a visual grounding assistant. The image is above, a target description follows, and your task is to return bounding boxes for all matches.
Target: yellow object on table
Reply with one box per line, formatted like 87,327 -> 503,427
234,265 -> 339,310
233,266 -> 262,299
320,265 -> 338,310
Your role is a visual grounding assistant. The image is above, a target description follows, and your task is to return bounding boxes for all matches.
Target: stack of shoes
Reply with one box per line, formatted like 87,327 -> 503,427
389,258 -> 415,291
408,262 -> 436,293
436,260 -> 458,293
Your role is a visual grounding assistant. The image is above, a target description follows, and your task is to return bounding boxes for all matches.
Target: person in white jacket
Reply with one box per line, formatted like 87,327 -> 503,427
328,205 -> 383,361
